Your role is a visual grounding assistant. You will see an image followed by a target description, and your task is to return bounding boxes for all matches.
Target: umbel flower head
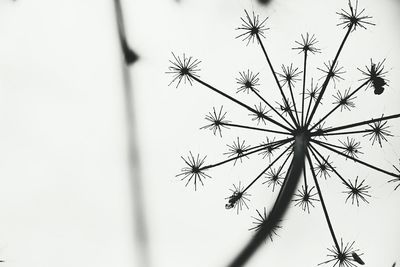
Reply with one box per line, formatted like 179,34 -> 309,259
358,59 -> 388,95
169,1 -> 400,266
167,52 -> 201,88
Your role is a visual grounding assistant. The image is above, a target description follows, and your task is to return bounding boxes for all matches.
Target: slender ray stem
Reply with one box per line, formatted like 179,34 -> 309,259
288,82 -> 300,125
306,26 -> 353,127
313,129 -> 372,137
312,139 -> 346,150
302,157 -> 308,188
320,113 -> 400,134
306,150 -> 340,251
312,139 -> 399,178
304,91 -> 314,126
309,144 -> 351,187
256,34 -> 300,129
252,89 -> 295,130
190,75 -> 293,132
200,138 -> 293,171
221,122 -> 290,135
310,80 -> 369,131
301,51 -> 308,127
242,145 -> 293,193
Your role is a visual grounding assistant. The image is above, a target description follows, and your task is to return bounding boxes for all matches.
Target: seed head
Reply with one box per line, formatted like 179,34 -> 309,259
176,152 -> 210,190
200,106 -> 231,137
236,10 -> 269,45
343,177 -> 371,206
336,0 -> 375,31
167,52 -> 201,88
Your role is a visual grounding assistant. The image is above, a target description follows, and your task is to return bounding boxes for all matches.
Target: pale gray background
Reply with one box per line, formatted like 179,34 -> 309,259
0,0 -> 399,266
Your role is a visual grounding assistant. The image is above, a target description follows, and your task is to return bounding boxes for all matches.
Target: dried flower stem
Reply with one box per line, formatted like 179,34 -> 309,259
287,82 -> 301,125
199,138 -> 293,171
312,139 -> 399,178
220,122 -> 290,135
306,150 -> 340,251
256,34 -> 300,129
242,144 -> 293,193
301,51 -> 308,126
307,26 -> 353,127
310,80 -> 369,131
320,129 -> 372,136
317,113 -> 400,134
309,144 -> 351,187
252,89 -> 296,130
190,75 -> 293,132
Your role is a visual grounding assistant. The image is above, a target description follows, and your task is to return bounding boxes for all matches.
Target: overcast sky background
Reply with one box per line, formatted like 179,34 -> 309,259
0,0 -> 399,267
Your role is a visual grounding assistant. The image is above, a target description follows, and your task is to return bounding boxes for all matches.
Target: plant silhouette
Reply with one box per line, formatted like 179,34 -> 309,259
167,1 -> 399,266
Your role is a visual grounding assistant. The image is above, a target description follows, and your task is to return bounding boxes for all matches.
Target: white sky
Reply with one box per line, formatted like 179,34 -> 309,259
0,0 -> 399,267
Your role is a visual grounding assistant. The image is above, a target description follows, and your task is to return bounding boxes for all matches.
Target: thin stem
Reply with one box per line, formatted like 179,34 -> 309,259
256,34 -> 300,129
252,89 -> 295,130
312,139 -> 346,150
306,26 -> 353,127
306,150 -> 340,251
221,122 -> 290,135
243,145 -> 293,193
310,80 -> 369,131
302,157 -> 307,188
288,82 -> 300,125
200,138 -> 293,171
313,129 -> 372,137
309,144 -> 351,187
190,75 -> 293,132
312,139 -> 399,178
304,91 -> 314,126
301,51 -> 308,127
321,113 -> 400,134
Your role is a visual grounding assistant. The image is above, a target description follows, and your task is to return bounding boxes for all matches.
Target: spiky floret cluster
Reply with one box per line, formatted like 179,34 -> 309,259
343,176 -> 371,206
318,239 -> 364,267
249,207 -> 282,242
168,0 -> 399,265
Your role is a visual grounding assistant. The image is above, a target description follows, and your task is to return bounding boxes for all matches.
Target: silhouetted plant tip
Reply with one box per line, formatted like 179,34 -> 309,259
263,168 -> 284,192
167,52 -> 201,88
277,98 -> 294,117
169,2 -> 400,266
226,182 -> 251,213
358,59 -> 388,95
314,156 -> 334,179
236,10 -> 269,45
236,70 -> 260,93
389,162 -> 400,190
305,80 -> 321,102
258,137 -> 278,161
293,185 -> 319,213
249,207 -> 282,242
176,152 -> 210,190
333,88 -> 356,112
277,64 -> 302,88
200,106 -> 230,137
343,177 -> 371,206
363,118 -> 392,147
318,61 -> 345,88
318,239 -> 363,267
293,33 -> 321,54
337,0 -> 375,31
224,137 -> 251,165
250,103 -> 270,125
339,137 -> 362,159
